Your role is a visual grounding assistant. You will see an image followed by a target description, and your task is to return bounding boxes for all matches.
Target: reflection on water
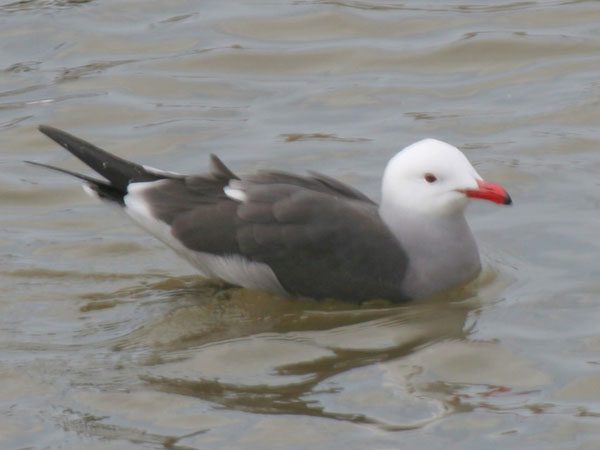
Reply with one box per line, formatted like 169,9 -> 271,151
91,286 -> 476,433
51,272 -> 486,432
29,265 -> 545,446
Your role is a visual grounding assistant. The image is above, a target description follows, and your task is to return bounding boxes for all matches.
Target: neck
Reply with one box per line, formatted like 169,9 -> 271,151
378,204 -> 481,299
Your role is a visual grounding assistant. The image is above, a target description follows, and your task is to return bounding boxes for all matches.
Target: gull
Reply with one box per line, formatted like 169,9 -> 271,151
29,126 -> 511,302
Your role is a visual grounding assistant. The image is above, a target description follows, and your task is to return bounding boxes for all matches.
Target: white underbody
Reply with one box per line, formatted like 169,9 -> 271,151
91,181 -> 287,294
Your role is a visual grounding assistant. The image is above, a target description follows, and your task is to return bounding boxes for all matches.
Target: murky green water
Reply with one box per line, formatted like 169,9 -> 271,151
2,0 -> 600,448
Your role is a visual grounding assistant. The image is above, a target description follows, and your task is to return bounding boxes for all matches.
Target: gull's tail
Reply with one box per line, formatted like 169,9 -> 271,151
28,125 -> 164,204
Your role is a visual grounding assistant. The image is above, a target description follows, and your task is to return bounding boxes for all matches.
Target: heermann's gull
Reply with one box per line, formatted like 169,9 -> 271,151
29,126 -> 511,302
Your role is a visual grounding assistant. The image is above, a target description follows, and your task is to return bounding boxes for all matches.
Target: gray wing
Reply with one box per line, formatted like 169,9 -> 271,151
141,162 -> 409,302
138,158 -> 241,255
233,184 -> 409,301
33,126 -> 407,301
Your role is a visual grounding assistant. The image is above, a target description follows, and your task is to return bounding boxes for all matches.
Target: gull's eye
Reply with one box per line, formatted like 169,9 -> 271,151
424,173 -> 437,183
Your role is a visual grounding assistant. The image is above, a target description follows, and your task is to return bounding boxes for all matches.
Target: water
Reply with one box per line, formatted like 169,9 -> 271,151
2,0 -> 600,448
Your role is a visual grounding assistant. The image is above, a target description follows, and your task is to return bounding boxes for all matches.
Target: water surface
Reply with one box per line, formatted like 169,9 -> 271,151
2,0 -> 600,448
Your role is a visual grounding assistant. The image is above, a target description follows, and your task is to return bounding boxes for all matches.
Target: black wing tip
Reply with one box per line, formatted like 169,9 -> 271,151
38,124 -> 64,139
25,159 -> 126,204
24,159 -> 51,169
37,124 -> 165,190
38,124 -> 84,152
24,159 -> 104,184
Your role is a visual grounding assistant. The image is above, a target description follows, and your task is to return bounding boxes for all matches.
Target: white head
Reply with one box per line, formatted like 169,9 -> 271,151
380,139 -> 511,218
